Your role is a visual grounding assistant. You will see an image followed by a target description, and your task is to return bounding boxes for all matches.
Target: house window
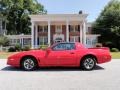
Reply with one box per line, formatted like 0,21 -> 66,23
55,25 -> 62,33
86,38 -> 91,45
70,36 -> 79,42
38,25 -> 48,32
38,26 -> 43,32
23,38 -> 31,45
69,25 -> 74,32
69,25 -> 79,32
92,39 -> 97,45
10,39 -> 20,45
44,26 -> 48,32
39,36 -> 48,45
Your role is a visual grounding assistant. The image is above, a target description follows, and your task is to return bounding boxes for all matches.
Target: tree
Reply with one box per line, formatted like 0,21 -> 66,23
0,36 -> 9,51
93,0 -> 120,49
0,0 -> 47,34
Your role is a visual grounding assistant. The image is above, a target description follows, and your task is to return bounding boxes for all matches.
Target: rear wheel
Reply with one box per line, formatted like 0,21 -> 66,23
21,57 -> 37,71
81,56 -> 96,70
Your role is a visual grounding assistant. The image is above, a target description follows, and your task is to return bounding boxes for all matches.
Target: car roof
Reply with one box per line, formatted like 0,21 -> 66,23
57,42 -> 76,44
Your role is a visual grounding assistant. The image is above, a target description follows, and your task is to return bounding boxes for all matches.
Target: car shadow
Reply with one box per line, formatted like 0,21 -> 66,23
1,65 -> 104,72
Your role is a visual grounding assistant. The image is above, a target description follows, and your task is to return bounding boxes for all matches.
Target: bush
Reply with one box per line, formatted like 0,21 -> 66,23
111,48 -> 119,52
103,41 -> 115,49
15,44 -> 22,51
22,46 -> 30,51
96,43 -> 102,47
0,36 -> 9,46
39,45 -> 48,50
8,47 -> 16,52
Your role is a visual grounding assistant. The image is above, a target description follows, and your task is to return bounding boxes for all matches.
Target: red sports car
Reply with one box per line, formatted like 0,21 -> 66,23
7,42 -> 111,71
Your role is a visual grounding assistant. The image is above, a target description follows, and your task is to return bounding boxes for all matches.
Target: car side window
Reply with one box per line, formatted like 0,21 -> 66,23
52,43 -> 66,50
52,43 -> 75,51
65,43 -> 75,50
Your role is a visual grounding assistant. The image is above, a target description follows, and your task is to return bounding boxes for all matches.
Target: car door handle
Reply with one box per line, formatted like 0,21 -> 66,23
70,52 -> 74,54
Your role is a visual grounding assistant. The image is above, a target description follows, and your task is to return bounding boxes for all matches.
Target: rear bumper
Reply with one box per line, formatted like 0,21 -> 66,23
97,55 -> 111,64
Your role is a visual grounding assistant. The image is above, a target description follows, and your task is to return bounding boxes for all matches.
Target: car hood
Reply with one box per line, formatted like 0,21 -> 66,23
8,49 -> 45,58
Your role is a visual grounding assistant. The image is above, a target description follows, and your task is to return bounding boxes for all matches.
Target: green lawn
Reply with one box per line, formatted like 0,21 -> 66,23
111,52 -> 120,59
0,52 -> 17,59
0,52 -> 120,59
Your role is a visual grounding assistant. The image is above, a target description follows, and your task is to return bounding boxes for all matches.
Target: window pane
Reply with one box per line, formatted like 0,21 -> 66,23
65,43 -> 75,50
56,25 -> 62,33
75,36 -> 79,42
44,37 -> 48,45
70,37 -> 74,42
17,39 -> 20,43
86,38 -> 91,45
69,25 -> 74,32
39,37 -> 43,45
75,25 -> 79,32
38,26 -> 43,32
44,26 -> 48,32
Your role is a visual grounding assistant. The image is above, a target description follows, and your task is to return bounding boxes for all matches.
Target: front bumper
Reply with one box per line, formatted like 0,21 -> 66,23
7,57 -> 20,67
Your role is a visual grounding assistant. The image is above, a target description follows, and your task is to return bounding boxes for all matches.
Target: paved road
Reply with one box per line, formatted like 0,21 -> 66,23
0,59 -> 120,90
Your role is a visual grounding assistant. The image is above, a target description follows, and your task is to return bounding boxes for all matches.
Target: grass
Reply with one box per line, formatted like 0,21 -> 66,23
111,52 -> 120,59
0,52 -> 120,59
0,52 -> 18,59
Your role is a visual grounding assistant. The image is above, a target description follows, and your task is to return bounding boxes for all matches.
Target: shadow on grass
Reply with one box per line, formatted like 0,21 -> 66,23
1,65 -> 104,72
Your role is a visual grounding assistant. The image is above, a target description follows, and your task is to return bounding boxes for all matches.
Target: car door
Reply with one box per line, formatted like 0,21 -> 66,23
52,43 -> 77,66
43,43 -> 66,66
43,50 -> 59,66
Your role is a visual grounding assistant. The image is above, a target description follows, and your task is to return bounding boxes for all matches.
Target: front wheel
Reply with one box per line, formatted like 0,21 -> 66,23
81,56 -> 96,70
21,57 -> 37,71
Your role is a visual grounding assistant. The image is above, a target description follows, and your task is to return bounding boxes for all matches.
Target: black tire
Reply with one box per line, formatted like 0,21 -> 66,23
81,56 -> 96,70
21,57 -> 37,71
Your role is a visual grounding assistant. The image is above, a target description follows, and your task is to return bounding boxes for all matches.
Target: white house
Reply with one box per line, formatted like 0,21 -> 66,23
29,14 -> 99,48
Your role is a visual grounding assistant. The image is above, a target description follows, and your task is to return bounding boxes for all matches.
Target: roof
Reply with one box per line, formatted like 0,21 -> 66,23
29,14 -> 88,22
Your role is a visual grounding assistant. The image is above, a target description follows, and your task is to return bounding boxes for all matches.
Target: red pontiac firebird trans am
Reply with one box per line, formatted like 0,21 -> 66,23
7,42 -> 111,71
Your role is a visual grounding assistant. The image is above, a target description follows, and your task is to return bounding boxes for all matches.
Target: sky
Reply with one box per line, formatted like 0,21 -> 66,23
38,0 -> 111,22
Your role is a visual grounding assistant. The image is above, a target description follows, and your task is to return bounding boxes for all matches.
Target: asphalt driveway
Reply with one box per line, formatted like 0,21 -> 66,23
0,59 -> 120,90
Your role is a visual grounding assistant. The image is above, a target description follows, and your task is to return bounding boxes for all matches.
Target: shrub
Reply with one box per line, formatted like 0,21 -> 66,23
39,45 -> 48,50
15,44 -> 22,51
8,47 -> 16,52
22,46 -> 30,51
103,41 -> 115,49
0,36 -> 9,46
111,48 -> 119,52
96,43 -> 102,47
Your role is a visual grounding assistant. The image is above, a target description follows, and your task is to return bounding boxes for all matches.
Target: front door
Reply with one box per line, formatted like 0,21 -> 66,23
43,50 -> 59,66
52,43 -> 77,66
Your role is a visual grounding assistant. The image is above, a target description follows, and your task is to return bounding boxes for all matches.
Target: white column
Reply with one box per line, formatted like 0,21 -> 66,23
21,37 -> 23,48
20,34 -> 24,48
83,21 -> 86,46
31,21 -> 34,49
48,21 -> 51,46
35,25 -> 38,48
66,20 -> 69,42
80,24 -> 82,43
